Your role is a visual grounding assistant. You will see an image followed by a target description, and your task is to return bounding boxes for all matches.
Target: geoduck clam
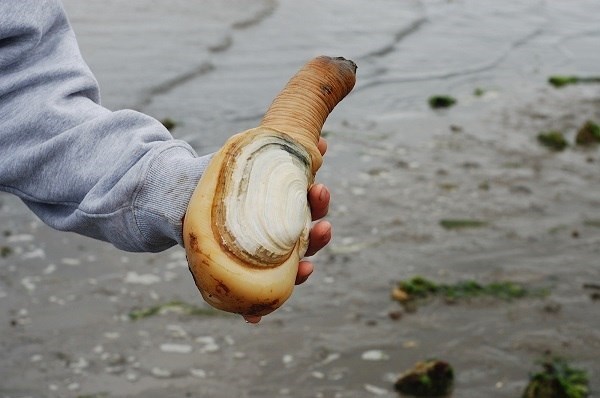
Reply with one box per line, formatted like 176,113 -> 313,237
183,56 -> 357,316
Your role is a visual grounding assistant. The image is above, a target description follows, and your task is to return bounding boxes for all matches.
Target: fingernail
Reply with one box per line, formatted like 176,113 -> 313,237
319,185 -> 328,201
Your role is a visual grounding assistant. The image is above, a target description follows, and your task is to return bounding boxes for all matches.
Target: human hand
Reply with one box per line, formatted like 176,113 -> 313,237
243,137 -> 332,324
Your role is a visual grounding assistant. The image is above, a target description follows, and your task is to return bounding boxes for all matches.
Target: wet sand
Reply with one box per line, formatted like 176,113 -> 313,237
1,1 -> 600,397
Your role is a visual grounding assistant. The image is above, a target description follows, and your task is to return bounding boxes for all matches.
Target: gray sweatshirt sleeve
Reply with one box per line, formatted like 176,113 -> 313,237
0,1 -> 212,252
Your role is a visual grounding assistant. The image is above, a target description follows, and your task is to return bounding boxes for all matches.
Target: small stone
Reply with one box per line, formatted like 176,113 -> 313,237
190,368 -> 207,378
391,287 -> 410,303
166,324 -> 188,338
30,354 -> 43,363
575,120 -> 600,146
361,350 -> 388,361
61,258 -> 80,266
70,357 -> 89,371
104,332 -> 120,340
67,382 -> 80,391
394,359 -> 454,397
311,371 -> 325,379
320,353 -> 340,365
196,336 -> 219,353
151,367 -> 172,378
402,340 -> 419,349
388,311 -> 403,321
224,335 -> 235,345
43,264 -> 57,274
124,272 -> 161,285
105,365 -> 125,374
160,343 -> 193,354
282,354 -> 294,365
543,302 -> 561,314
364,384 -> 388,395
522,358 -> 589,398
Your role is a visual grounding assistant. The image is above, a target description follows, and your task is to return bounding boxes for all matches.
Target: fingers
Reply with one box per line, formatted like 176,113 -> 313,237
312,138 -> 329,220
308,184 -> 330,221
318,137 -> 327,156
305,220 -> 332,257
295,260 -> 314,285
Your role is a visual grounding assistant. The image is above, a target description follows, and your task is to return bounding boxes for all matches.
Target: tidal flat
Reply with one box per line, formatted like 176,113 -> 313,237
1,1 -> 600,397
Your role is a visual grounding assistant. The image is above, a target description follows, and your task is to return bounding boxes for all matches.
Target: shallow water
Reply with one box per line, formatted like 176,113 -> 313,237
1,1 -> 600,397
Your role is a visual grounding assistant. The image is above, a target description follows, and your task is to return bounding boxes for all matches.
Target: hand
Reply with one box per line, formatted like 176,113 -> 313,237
244,137 -> 332,324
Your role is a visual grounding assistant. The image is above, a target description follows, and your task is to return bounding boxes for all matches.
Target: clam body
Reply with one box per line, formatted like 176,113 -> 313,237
184,56 -> 356,316
184,128 -> 313,316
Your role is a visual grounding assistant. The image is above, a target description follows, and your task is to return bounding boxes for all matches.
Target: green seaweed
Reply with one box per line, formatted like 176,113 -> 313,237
128,300 -> 225,320
537,131 -> 568,151
160,118 -> 177,131
397,276 -> 439,299
439,219 -> 488,229
583,219 -> 600,228
393,276 -> 547,306
522,357 -> 589,398
485,281 -> 530,300
575,120 -> 600,146
473,87 -> 485,97
548,75 -> 580,88
438,183 -> 459,191
548,225 -> 568,234
428,95 -> 457,109
478,181 -> 490,191
0,246 -> 12,258
548,75 -> 600,88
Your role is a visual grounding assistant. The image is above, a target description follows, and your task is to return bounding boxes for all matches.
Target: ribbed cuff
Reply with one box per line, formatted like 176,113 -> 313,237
133,145 -> 213,251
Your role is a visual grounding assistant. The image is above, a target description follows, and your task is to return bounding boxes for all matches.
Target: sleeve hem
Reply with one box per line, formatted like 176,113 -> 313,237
132,144 -> 213,251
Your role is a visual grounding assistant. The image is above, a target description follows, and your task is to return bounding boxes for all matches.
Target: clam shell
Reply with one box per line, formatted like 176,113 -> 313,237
214,131 -> 312,267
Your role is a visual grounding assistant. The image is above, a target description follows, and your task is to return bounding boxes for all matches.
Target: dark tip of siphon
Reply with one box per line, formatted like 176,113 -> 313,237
333,56 -> 358,73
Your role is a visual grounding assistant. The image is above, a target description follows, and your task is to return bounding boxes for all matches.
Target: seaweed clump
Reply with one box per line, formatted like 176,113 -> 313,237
439,219 -> 488,230
522,357 -> 589,398
128,300 -> 224,320
391,276 -> 544,308
575,120 -> 600,146
548,75 -> 600,88
394,359 -> 454,397
538,131 -> 568,151
160,117 -> 178,131
0,246 -> 12,258
428,95 -> 457,109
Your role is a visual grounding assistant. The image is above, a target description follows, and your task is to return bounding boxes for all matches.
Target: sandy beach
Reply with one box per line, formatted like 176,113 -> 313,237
1,1 -> 599,397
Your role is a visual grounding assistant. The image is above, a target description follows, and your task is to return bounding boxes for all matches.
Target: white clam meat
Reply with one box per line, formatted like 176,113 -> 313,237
216,133 -> 312,267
